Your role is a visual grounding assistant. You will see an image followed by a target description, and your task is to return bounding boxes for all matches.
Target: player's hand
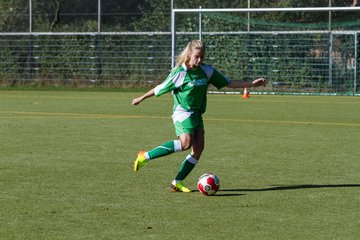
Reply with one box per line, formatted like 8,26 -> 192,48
132,97 -> 143,105
252,78 -> 267,87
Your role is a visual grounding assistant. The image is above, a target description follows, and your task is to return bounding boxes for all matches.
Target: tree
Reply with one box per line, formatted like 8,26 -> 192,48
0,0 -> 29,32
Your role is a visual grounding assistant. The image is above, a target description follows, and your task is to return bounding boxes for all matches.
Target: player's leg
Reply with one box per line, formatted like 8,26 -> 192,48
133,119 -> 186,173
190,128 -> 205,160
174,129 -> 204,181
146,127 -> 194,160
133,139 -> 183,172
171,128 -> 204,192
134,112 -> 194,173
147,139 -> 183,159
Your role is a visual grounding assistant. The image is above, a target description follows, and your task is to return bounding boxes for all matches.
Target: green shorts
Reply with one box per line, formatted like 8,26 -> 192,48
173,111 -> 204,136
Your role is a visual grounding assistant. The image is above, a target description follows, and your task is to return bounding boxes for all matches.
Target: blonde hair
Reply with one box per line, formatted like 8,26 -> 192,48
175,40 -> 205,68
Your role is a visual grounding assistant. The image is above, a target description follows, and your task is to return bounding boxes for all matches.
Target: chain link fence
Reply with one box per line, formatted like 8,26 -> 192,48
0,3 -> 359,95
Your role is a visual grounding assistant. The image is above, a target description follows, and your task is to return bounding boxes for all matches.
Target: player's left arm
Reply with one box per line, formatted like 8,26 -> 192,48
227,78 -> 266,88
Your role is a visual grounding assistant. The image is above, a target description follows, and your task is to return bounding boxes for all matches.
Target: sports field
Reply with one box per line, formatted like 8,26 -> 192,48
1,90 -> 359,240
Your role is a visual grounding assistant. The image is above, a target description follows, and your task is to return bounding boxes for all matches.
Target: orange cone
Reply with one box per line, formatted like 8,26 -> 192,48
242,88 -> 250,98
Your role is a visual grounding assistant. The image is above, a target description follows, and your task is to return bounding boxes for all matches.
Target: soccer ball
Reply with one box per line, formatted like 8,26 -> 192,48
197,173 -> 220,196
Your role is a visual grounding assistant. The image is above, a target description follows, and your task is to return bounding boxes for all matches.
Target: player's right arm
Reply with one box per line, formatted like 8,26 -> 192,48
131,67 -> 185,106
132,88 -> 155,105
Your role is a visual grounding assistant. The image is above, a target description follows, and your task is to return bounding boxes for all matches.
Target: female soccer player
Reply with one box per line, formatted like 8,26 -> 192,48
132,39 -> 266,192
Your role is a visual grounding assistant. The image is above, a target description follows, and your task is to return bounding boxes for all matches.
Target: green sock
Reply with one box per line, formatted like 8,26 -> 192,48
175,154 -> 198,181
147,140 -> 182,159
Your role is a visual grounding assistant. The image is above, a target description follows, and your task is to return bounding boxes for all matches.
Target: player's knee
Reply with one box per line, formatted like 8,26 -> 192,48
182,142 -> 192,150
181,140 -> 192,150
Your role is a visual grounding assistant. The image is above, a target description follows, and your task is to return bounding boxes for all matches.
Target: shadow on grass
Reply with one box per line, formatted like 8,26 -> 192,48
193,184 -> 360,197
220,184 -> 360,193
214,193 -> 246,197
192,189 -> 246,197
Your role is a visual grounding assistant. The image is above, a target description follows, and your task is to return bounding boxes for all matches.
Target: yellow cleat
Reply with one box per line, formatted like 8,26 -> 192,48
133,151 -> 148,173
170,181 -> 192,193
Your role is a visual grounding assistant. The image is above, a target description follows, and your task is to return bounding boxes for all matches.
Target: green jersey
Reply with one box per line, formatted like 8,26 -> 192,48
154,63 -> 230,114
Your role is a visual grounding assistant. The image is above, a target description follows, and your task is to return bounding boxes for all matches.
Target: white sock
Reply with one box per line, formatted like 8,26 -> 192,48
172,179 -> 180,185
173,140 -> 182,152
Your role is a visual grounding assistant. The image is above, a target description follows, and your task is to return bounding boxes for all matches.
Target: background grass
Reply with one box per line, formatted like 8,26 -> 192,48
0,90 -> 359,240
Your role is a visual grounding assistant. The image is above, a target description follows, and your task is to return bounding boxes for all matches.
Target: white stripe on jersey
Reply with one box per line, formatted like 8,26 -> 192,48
154,70 -> 186,96
172,104 -> 193,123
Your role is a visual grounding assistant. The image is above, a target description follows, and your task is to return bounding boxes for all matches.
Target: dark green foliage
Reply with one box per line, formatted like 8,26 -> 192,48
0,1 -> 359,93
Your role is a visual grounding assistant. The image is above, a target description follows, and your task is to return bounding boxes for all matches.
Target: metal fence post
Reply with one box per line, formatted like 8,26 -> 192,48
354,33 -> 358,94
28,0 -> 33,81
97,0 -> 102,81
248,0 -> 251,32
98,0 -> 101,33
171,9 -> 176,69
328,32 -> 333,87
199,6 -> 202,41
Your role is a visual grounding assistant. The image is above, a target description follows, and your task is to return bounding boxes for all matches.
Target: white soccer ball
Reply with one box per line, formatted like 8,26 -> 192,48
197,173 -> 220,196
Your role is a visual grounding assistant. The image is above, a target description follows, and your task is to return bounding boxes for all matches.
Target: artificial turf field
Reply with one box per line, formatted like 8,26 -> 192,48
0,90 -> 359,240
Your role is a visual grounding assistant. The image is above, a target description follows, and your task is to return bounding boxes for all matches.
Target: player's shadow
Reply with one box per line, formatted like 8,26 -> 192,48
214,193 -> 246,197
219,183 -> 360,196
192,189 -> 246,197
